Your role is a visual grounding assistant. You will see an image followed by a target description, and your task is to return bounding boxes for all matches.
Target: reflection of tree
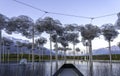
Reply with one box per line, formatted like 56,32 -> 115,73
95,65 -> 109,76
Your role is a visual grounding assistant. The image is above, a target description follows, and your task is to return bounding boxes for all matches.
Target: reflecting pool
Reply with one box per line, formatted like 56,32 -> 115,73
0,60 -> 120,76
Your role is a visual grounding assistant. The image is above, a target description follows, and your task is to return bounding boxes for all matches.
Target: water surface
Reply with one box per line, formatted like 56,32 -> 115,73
0,60 -> 120,76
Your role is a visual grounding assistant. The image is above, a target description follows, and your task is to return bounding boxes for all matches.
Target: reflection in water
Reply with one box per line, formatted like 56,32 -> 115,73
55,61 -> 58,71
50,61 -> 52,76
89,61 -> 93,76
0,63 -> 46,76
0,61 -> 120,76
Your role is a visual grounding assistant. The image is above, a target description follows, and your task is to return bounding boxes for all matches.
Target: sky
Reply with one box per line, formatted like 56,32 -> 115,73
0,0 -> 120,52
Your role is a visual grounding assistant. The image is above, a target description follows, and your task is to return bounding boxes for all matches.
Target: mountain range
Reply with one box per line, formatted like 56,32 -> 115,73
92,45 -> 120,55
1,36 -> 120,56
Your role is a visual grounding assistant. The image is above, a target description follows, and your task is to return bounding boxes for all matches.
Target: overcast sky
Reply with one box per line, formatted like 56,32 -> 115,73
1,0 -> 120,51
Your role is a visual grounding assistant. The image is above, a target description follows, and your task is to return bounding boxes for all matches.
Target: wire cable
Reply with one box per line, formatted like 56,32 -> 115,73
13,0 -> 118,21
94,13 -> 117,19
13,0 -> 91,19
13,0 -> 47,13
48,12 -> 91,19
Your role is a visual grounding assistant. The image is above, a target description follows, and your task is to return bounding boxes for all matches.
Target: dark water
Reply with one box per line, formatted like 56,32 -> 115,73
0,60 -> 120,76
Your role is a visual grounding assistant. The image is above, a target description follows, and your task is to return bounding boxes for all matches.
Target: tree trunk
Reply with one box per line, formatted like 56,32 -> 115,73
77,52 -> 79,63
85,46 -> 88,60
42,45 -> 44,61
73,44 -> 75,64
85,45 -> 87,60
89,61 -> 93,76
88,40 -> 92,64
64,47 -> 66,63
86,45 -> 89,61
88,40 -> 93,76
8,49 -> 9,63
21,47 -> 23,59
29,49 -> 31,62
32,25 -> 35,71
55,42 -> 58,63
17,45 -> 19,63
55,42 -> 58,70
50,34 -> 52,61
32,25 -> 34,65
0,30 -> 1,63
41,45 -> 43,61
108,40 -> 112,63
2,39 -> 4,62
39,45 -> 41,62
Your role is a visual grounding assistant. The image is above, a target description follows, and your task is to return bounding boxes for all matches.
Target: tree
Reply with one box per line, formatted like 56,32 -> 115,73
76,48 -> 80,52
21,43 -> 27,59
26,42 -> 32,61
115,12 -> 120,29
0,13 -> 9,63
15,41 -> 21,62
4,38 -> 13,63
57,32 -> 69,63
82,38 -> 90,60
67,33 -> 80,63
101,23 -> 118,63
16,41 -> 24,60
76,47 -> 80,60
51,26 -> 64,63
65,24 -> 77,32
1,37 -> 7,62
5,15 -> 36,66
118,42 -> 120,49
64,24 -> 80,63
36,17 -> 62,61
35,37 -> 47,61
51,32 -> 59,62
81,24 -> 101,63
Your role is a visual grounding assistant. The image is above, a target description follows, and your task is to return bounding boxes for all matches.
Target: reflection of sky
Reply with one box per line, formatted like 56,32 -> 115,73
1,0 -> 120,51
